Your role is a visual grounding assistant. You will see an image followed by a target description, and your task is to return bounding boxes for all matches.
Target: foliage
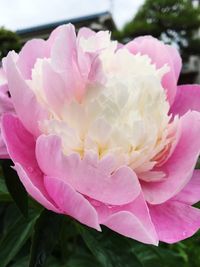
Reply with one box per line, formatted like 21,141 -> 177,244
0,160 -> 199,266
114,0 -> 200,59
0,28 -> 21,61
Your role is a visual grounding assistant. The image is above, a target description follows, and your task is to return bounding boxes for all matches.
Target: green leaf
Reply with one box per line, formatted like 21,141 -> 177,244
29,209 -> 63,267
0,206 -> 38,267
2,159 -> 28,217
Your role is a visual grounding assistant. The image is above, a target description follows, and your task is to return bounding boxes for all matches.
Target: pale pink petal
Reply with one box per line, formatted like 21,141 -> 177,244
126,36 -> 182,104
50,24 -> 85,99
50,24 -> 77,71
170,85 -> 200,116
149,201 -> 200,243
36,134 -> 141,205
1,114 -> 59,212
4,52 -> 48,136
0,84 -> 14,114
173,170 -> 200,205
77,27 -> 95,40
17,39 -> 50,79
142,111 -> 200,204
0,68 -> 6,84
42,60 -> 72,114
95,193 -> 158,245
44,176 -> 100,230
165,44 -> 182,81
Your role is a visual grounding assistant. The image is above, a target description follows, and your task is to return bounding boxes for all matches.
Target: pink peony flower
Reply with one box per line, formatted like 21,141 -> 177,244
0,68 -> 14,158
2,24 -> 200,245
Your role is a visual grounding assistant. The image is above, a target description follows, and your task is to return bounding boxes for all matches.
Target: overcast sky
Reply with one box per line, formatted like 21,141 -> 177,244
0,0 -> 144,31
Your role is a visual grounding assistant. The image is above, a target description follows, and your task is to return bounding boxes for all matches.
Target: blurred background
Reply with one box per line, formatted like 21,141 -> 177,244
0,1 -> 200,266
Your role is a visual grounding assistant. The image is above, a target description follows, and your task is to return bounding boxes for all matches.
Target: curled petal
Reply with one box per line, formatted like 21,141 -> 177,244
1,114 -> 59,212
95,193 -> 158,245
4,52 -> 48,136
44,176 -> 100,230
142,111 -> 200,204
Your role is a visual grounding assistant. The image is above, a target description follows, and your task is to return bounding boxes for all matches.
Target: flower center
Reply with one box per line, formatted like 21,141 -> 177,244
29,46 -> 178,181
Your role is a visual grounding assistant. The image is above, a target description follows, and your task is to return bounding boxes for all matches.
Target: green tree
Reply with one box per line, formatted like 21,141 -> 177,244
115,0 -> 200,59
0,27 -> 21,61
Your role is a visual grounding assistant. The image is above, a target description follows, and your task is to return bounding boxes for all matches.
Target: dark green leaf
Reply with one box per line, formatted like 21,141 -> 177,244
29,209 -> 63,267
78,224 -> 143,267
10,256 -> 29,267
2,159 -> 28,217
0,177 -> 11,202
66,253 -> 102,267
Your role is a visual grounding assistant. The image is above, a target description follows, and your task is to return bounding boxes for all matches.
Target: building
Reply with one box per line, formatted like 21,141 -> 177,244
16,11 -> 116,44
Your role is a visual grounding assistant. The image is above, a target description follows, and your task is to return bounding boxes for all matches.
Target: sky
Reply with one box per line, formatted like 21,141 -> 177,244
0,0 -> 144,31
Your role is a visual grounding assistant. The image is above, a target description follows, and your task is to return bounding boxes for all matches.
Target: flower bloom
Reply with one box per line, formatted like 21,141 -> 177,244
2,24 -> 200,245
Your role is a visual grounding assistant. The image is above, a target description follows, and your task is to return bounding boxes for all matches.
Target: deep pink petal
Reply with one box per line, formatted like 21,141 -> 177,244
44,176 -> 100,230
95,193 -> 158,245
173,170 -> 200,205
36,134 -> 141,205
4,52 -> 48,136
1,114 -> 59,212
126,36 -> 182,104
170,85 -> 200,116
142,111 -> 200,204
149,201 -> 200,243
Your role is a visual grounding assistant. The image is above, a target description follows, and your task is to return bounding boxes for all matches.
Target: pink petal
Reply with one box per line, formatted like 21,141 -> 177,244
142,111 -> 200,204
173,170 -> 200,205
36,134 -> 141,205
95,193 -> 158,245
4,52 -> 48,136
126,36 -> 182,105
170,85 -> 200,116
15,163 -> 60,212
1,114 -> 59,212
44,176 -> 100,230
0,84 -> 14,159
149,200 -> 200,243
